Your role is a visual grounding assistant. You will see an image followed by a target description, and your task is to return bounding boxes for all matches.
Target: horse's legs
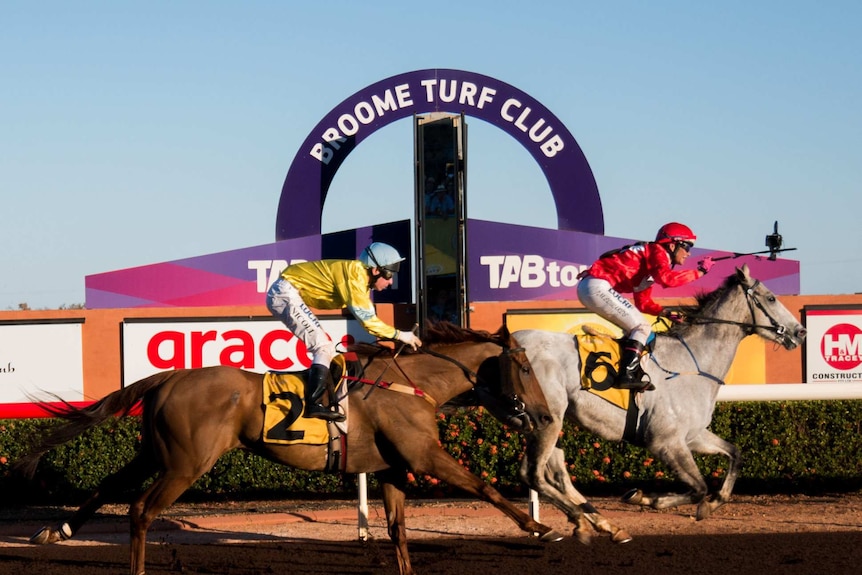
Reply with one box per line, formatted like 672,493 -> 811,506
688,430 -> 741,519
544,447 -> 632,543
408,441 -> 564,541
519,424 -> 590,542
517,421 -> 631,544
623,438 -> 709,514
624,431 -> 741,520
128,421 -> 234,575
128,469 -> 208,575
376,469 -> 414,575
29,453 -> 155,545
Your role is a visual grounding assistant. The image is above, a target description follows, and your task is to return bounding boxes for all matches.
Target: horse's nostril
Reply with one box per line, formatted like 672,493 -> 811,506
797,328 -> 807,339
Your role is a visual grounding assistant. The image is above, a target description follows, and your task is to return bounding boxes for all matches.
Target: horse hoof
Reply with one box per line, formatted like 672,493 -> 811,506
538,529 -> 565,543
29,526 -> 56,545
572,516 -> 593,545
612,529 -> 633,544
30,522 -> 71,545
621,488 -> 643,505
696,501 -> 712,521
573,527 -> 592,545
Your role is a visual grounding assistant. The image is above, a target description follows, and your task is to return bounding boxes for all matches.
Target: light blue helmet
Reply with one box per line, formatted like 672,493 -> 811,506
359,242 -> 405,279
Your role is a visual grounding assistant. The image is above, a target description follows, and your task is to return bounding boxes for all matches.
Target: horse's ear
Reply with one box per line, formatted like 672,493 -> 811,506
735,264 -> 751,281
496,323 -> 511,342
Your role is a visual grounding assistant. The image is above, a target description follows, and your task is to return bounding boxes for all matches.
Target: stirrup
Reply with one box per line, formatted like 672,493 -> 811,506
616,380 -> 655,391
305,402 -> 346,422
616,373 -> 655,391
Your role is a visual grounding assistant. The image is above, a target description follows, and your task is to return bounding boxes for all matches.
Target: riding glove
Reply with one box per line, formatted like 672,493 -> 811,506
395,330 -> 422,350
697,257 -> 714,274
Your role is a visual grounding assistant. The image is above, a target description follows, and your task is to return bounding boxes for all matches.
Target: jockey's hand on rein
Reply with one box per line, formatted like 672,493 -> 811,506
395,329 -> 422,350
661,309 -> 686,324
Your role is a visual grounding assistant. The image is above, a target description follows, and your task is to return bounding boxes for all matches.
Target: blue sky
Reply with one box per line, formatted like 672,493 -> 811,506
2,1 -> 860,309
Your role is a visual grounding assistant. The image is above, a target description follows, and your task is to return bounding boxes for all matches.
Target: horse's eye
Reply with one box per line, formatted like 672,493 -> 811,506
521,366 -> 531,375
767,295 -> 776,303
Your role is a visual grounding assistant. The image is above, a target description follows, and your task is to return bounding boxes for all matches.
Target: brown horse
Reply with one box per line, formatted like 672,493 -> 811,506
14,323 -> 559,575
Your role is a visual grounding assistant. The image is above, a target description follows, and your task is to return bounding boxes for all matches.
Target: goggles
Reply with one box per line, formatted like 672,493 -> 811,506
364,247 -> 399,279
677,241 -> 694,252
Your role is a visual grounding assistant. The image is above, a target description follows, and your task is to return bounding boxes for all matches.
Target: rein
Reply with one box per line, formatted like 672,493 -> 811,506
420,344 -> 530,389
688,279 -> 790,344
651,277 -> 792,384
347,344 -> 439,407
419,346 -> 482,384
346,339 -> 525,407
650,336 -> 726,385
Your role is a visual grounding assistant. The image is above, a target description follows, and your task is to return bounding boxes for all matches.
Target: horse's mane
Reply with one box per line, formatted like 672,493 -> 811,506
346,321 -> 509,357
422,321 -> 510,346
662,271 -> 744,338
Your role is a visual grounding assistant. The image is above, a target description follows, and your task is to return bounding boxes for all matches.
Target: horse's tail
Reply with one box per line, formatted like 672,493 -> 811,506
12,370 -> 177,479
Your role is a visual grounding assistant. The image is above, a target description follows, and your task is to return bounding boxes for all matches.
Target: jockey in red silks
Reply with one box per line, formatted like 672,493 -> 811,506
576,222 -> 714,390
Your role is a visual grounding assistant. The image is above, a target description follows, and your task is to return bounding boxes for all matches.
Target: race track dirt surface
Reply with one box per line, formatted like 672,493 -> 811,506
1,493 -> 860,575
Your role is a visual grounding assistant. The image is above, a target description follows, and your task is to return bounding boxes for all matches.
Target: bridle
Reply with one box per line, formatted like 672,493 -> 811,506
348,339 -> 530,408
420,342 -> 533,423
419,342 -> 531,394
686,277 -> 794,348
651,276 -> 797,385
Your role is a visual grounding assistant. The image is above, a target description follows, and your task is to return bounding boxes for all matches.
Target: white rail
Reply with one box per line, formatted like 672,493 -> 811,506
716,383 -> 862,401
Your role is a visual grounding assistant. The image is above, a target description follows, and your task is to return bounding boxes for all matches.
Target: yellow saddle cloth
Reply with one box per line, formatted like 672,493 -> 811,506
574,332 -> 632,410
262,355 -> 348,445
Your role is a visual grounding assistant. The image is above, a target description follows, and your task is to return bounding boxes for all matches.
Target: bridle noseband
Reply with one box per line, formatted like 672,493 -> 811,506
652,276 -> 798,385
688,278 -> 792,346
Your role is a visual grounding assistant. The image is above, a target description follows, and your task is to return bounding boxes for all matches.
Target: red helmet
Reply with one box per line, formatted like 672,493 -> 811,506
655,222 -> 696,245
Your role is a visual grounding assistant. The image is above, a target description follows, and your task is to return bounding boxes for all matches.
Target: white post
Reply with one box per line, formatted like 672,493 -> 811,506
529,488 -> 540,521
357,472 -> 369,541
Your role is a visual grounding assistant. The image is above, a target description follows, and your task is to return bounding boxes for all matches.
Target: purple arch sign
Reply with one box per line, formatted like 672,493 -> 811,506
276,69 -> 604,241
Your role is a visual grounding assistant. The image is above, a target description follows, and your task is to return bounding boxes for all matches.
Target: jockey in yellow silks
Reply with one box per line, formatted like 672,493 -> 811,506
266,242 -> 422,422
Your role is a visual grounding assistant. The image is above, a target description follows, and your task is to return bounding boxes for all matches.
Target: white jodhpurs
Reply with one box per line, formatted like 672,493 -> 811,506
266,277 -> 336,366
576,275 -> 652,345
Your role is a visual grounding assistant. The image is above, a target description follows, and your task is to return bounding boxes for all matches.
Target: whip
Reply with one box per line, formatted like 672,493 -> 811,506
711,221 -> 797,262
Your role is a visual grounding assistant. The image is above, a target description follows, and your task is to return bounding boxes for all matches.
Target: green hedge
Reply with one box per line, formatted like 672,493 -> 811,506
2,400 -> 861,506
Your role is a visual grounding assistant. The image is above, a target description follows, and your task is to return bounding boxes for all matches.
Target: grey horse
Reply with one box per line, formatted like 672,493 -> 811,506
509,265 -> 807,544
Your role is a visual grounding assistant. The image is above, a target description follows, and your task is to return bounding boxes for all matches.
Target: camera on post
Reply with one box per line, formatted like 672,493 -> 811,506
765,221 -> 783,261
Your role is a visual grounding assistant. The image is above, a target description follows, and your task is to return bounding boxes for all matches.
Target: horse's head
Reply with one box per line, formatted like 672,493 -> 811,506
418,322 -> 554,431
493,330 -> 554,432
733,264 -> 807,349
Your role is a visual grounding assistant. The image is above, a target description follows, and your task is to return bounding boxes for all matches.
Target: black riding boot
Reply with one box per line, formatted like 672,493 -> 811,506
304,363 -> 345,422
616,339 -> 652,390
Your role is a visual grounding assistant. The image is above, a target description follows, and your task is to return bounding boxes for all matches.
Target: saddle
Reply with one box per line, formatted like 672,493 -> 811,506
261,355 -> 353,472
573,332 -> 634,409
577,331 -> 620,388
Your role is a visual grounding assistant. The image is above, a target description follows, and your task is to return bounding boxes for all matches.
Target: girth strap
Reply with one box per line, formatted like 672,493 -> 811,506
622,392 -> 640,444
324,422 -> 346,473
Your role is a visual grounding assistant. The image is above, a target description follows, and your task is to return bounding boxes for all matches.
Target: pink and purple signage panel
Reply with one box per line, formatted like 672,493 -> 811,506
465,220 -> 800,302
